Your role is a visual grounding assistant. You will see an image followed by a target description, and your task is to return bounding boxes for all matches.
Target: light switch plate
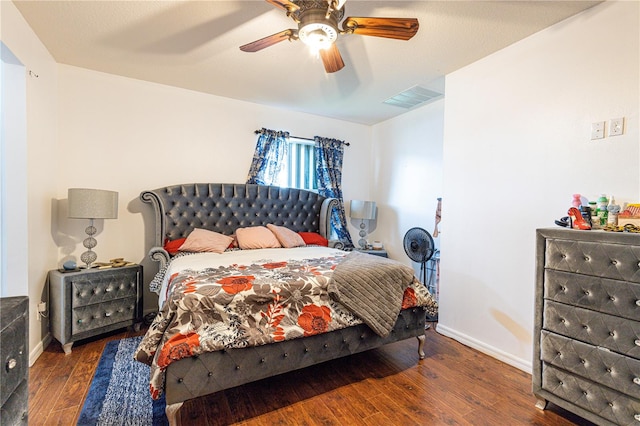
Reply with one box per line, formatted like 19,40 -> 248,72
591,121 -> 605,140
609,117 -> 624,136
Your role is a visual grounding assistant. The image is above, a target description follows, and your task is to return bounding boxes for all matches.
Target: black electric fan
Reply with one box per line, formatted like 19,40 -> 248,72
403,227 -> 435,288
404,227 -> 437,322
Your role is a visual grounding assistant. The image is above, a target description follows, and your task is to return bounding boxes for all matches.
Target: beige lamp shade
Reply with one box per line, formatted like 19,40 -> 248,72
350,200 -> 376,220
68,188 -> 118,219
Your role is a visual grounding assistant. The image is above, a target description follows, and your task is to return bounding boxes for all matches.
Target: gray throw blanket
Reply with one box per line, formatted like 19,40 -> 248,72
328,251 -> 416,337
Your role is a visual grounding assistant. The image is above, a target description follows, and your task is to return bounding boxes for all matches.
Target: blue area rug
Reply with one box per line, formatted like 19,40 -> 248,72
77,336 -> 168,425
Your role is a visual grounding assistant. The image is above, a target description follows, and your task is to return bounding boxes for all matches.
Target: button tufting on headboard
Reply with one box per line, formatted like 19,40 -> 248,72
140,183 -> 337,261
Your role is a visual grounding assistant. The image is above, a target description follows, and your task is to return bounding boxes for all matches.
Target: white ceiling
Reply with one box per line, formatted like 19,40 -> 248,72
13,0 -> 601,125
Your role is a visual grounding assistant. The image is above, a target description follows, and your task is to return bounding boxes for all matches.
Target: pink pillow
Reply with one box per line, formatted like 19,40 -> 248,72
236,226 -> 282,249
267,224 -> 305,248
178,228 -> 234,253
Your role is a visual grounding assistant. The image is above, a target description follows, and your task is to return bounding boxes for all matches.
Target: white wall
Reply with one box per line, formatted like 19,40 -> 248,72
1,0 -> 60,364
1,43 -> 27,298
439,1 -> 639,371
370,99 -> 444,276
56,65 -> 373,314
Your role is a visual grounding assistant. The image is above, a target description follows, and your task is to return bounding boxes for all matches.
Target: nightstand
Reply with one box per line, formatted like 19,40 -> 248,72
0,296 -> 28,424
49,265 -> 143,354
356,248 -> 388,258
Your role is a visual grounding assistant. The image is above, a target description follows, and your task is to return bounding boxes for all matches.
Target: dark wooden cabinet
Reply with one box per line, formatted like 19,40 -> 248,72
0,296 -> 29,425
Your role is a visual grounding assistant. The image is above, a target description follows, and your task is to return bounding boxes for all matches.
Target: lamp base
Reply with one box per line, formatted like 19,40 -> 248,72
80,249 -> 97,268
81,220 -> 98,268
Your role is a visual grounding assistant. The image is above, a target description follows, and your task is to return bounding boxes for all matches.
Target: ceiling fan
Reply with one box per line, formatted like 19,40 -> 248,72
240,0 -> 419,73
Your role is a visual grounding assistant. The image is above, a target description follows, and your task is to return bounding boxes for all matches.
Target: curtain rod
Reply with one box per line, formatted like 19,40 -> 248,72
253,130 -> 350,146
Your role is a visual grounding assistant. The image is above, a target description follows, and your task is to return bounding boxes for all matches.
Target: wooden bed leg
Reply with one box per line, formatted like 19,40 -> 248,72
166,402 -> 183,426
417,334 -> 426,359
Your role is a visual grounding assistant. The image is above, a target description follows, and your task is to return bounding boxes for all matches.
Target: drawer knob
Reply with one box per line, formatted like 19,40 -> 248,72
634,413 -> 640,421
6,358 -> 17,370
636,339 -> 640,347
633,377 -> 640,385
636,300 -> 640,307
105,312 -> 112,317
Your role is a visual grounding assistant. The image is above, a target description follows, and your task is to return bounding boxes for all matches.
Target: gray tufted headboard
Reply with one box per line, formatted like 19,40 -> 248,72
140,183 -> 339,267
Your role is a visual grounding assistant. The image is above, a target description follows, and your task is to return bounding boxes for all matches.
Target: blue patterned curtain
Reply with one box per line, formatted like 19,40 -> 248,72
246,128 -> 289,185
314,136 -> 354,247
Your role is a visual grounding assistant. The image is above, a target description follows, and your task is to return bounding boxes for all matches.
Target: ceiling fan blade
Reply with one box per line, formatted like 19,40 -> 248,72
319,43 -> 345,73
265,0 -> 300,13
240,29 -> 296,52
342,17 -> 419,41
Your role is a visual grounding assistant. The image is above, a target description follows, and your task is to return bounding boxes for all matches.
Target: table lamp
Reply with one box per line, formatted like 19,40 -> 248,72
68,188 -> 118,268
349,200 -> 376,249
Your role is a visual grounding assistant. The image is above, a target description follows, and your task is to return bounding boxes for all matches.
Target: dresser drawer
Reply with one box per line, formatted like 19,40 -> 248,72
544,269 -> 640,321
0,297 -> 28,409
544,238 -> 640,283
541,330 -> 640,399
0,380 -> 28,425
72,296 -> 138,334
544,300 -> 640,359
70,268 -> 139,307
542,363 -> 640,426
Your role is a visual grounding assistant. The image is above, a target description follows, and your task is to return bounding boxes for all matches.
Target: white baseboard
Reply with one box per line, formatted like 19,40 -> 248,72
29,333 -> 52,367
435,323 -> 532,374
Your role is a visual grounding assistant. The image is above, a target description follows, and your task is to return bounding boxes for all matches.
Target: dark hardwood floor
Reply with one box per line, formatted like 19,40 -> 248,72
29,325 -> 592,425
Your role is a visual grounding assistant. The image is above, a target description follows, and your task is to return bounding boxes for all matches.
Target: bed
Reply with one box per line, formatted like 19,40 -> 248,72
135,183 -> 437,424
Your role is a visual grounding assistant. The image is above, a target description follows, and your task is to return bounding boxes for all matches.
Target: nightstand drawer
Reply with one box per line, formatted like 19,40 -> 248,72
72,296 -> 138,334
71,268 -> 138,307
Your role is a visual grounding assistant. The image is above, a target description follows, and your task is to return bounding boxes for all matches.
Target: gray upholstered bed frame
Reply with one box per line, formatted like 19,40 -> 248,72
140,183 -> 427,425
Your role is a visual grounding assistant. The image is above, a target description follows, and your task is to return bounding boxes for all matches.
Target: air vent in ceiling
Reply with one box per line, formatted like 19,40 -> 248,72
383,86 -> 443,109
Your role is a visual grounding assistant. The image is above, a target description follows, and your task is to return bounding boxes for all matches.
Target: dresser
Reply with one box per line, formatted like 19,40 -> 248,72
49,265 -> 142,354
534,228 -> 640,425
0,296 -> 29,425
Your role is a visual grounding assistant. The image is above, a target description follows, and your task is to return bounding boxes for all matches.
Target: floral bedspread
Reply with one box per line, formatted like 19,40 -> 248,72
134,247 -> 437,399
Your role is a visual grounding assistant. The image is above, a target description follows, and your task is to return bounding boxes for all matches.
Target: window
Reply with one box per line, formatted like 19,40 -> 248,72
278,138 -> 317,191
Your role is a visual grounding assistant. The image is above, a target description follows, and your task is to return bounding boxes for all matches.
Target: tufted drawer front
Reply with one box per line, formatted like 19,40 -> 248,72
541,330 -> 640,400
542,363 -> 640,425
0,297 -> 28,424
543,300 -> 640,358
71,268 -> 139,307
545,269 -> 640,321
72,296 -> 138,334
0,301 -> 27,407
535,229 -> 640,426
545,238 -> 640,283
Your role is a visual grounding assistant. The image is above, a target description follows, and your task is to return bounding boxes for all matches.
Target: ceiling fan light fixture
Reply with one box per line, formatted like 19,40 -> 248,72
299,24 -> 336,51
